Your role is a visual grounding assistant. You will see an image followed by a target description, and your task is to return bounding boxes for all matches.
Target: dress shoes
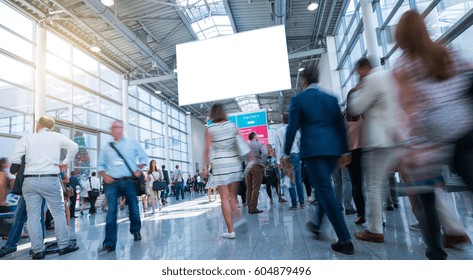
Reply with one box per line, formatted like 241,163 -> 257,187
58,244 -> 79,255
443,234 -> 471,249
306,221 -> 320,239
355,230 -> 384,243
248,209 -> 263,214
133,233 -> 142,241
354,216 -> 365,225
102,245 -> 115,253
331,241 -> 355,255
32,251 -> 45,260
345,208 -> 357,215
0,247 -> 16,258
278,197 -> 288,203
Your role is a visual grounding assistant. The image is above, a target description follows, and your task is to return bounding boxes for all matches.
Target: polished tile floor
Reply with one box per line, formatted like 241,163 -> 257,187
2,187 -> 473,260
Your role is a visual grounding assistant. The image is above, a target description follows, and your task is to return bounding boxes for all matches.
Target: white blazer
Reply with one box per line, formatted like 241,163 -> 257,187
348,68 -> 401,148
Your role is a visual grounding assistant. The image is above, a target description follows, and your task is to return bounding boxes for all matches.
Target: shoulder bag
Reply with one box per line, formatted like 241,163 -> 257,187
109,142 -> 146,196
235,133 -> 250,159
152,174 -> 167,191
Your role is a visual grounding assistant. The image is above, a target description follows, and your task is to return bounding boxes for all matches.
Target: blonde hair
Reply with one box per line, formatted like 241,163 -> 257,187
38,115 -> 55,130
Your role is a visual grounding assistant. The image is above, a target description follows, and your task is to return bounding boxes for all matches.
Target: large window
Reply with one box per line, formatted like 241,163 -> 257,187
128,86 -> 166,164
0,2 -> 34,141
334,0 -> 473,102
45,31 -> 122,130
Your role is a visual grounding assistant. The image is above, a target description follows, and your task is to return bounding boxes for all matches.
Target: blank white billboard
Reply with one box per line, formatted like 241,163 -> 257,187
176,25 -> 291,106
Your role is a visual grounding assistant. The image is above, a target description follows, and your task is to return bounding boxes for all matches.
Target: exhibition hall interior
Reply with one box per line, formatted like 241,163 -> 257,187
1,0 -> 473,260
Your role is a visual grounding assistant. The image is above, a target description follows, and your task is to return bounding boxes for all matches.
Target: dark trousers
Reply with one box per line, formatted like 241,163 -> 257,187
89,194 -> 98,214
239,180 -> 247,204
69,193 -> 77,217
347,148 -> 365,218
301,162 -> 312,197
416,192 -> 446,259
305,157 -> 351,243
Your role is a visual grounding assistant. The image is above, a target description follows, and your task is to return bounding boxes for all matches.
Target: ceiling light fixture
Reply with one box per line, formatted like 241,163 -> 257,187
307,1 -> 319,11
89,40 -> 101,53
298,67 -> 305,72
101,0 -> 115,7
154,87 -> 162,94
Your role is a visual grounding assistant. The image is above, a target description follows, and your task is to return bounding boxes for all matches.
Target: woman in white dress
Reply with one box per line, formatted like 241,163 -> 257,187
203,104 -> 243,239
147,160 -> 163,214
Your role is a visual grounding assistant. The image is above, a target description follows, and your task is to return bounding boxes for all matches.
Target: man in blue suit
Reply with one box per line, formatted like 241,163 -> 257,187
285,64 -> 354,255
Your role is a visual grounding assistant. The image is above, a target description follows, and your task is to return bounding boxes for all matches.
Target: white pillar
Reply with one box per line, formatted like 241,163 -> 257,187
163,102 -> 170,169
34,23 -> 47,123
121,78 -> 129,136
186,114 -> 193,175
360,0 -> 381,67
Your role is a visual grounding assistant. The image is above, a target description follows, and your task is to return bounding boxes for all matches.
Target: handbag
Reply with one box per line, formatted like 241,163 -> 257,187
235,133 -> 250,158
61,180 -> 74,198
151,174 -> 167,191
109,142 -> 146,196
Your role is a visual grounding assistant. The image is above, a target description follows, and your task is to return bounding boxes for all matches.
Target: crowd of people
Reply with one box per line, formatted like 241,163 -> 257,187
1,10 -> 472,260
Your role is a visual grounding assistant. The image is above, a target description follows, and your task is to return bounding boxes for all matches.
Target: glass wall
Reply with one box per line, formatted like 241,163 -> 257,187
128,85 -> 167,171
0,1 -> 34,151
168,106 -> 189,174
1,1 -> 193,177
334,0 -> 473,102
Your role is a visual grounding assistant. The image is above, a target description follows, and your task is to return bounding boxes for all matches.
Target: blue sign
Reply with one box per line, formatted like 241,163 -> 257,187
236,111 -> 267,128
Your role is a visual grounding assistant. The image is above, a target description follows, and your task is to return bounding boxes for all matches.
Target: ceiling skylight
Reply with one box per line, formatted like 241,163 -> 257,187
235,95 -> 260,112
176,0 -> 234,40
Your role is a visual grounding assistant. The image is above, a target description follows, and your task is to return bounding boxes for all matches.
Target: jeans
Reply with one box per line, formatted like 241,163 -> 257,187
332,167 -> 355,210
174,182 -> 185,200
103,178 -> 141,248
288,153 -> 305,207
305,157 -> 351,243
2,196 -> 45,251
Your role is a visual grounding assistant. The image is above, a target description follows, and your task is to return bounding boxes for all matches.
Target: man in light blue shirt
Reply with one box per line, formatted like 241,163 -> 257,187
98,120 -> 148,252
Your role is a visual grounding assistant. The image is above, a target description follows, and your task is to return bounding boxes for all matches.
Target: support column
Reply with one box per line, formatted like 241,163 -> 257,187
34,23 -> 47,123
163,102 -> 171,169
121,78 -> 129,136
186,114 -> 193,176
360,0 -> 381,67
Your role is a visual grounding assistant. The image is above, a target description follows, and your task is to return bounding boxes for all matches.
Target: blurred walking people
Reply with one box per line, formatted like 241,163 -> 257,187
9,116 -> 79,259
393,10 -> 473,260
286,64 -> 354,255
98,120 -> 148,252
203,104 -> 243,239
348,57 -> 401,244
